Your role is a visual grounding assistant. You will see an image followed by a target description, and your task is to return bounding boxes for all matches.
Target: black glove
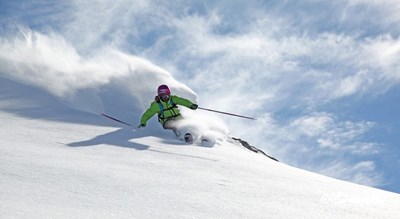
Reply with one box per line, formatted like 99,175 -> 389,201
189,104 -> 198,110
138,124 -> 146,128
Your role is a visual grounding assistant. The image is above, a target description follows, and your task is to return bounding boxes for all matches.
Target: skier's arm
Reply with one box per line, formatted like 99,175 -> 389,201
140,102 -> 159,126
171,96 -> 198,109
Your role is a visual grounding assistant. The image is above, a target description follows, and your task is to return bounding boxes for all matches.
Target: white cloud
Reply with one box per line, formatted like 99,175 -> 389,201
346,0 -> 400,25
289,113 -> 377,154
290,113 -> 335,137
365,35 -> 400,82
64,0 -> 152,52
319,160 -> 384,187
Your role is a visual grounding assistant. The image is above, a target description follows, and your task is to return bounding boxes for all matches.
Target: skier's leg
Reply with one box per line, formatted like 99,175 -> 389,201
163,119 -> 181,137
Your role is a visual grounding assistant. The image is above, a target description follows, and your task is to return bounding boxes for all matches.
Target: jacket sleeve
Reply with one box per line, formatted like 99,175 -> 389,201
140,102 -> 160,125
171,95 -> 195,108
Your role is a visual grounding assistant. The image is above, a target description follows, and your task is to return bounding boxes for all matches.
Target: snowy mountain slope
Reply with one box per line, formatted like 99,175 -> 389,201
1,74 -> 400,218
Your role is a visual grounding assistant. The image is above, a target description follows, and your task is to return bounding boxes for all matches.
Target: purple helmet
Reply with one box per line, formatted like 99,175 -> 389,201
157,84 -> 171,96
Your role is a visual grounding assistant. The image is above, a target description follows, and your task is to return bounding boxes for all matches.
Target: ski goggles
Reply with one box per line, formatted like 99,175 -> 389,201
159,94 -> 170,101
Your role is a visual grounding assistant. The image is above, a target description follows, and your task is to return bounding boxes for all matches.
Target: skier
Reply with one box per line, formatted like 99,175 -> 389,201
138,84 -> 198,136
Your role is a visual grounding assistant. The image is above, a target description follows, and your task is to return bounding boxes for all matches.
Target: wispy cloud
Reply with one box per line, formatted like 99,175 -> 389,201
344,0 -> 400,30
288,113 -> 378,154
319,160 -> 384,187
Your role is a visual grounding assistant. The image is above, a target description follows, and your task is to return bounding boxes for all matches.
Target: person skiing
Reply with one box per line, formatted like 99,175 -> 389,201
138,84 -> 198,135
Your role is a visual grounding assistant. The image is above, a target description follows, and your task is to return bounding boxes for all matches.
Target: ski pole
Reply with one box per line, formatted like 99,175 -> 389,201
198,107 -> 256,120
101,113 -> 133,127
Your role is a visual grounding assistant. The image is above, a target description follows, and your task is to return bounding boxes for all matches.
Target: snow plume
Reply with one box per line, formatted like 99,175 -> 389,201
173,109 -> 229,145
0,26 -> 196,116
0,26 -> 229,143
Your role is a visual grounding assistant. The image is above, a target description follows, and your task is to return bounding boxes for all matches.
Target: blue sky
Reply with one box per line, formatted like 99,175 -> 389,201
1,0 -> 399,193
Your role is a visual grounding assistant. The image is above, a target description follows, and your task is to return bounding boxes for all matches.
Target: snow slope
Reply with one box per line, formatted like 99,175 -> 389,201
1,74 -> 400,219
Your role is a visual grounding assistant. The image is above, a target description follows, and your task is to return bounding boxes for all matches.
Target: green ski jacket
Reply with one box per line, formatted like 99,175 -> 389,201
140,95 -> 195,126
